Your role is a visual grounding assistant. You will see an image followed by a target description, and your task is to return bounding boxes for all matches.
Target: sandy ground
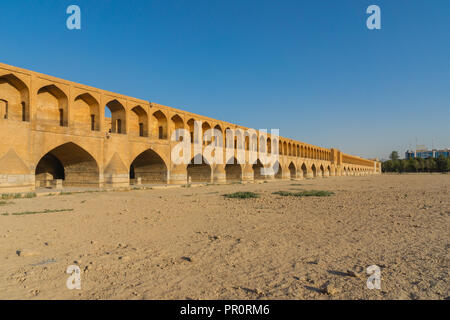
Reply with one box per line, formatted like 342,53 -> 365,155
0,174 -> 448,300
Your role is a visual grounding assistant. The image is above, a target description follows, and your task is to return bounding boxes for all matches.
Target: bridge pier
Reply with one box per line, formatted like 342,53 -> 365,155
281,170 -> 291,180
242,164 -> 254,182
295,171 -> 304,180
304,172 -> 314,179
169,165 -> 188,185
213,164 -> 227,184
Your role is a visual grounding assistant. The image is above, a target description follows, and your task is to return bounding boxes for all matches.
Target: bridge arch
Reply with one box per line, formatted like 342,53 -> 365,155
225,157 -> 242,182
37,84 -> 68,127
129,148 -> 167,184
288,162 -> 296,179
152,110 -> 167,139
171,114 -> 184,141
187,154 -> 211,183
202,121 -> 212,146
224,127 -> 232,149
0,73 -> 29,122
244,134 -> 250,151
251,133 -> 258,152
105,99 -> 126,134
130,105 -> 148,137
311,164 -> 317,177
213,124 -> 223,147
301,163 -> 308,178
73,93 -> 100,131
187,118 -> 196,143
259,135 -> 266,154
274,161 -> 283,179
234,128 -> 244,151
252,159 -> 265,180
35,142 -> 99,187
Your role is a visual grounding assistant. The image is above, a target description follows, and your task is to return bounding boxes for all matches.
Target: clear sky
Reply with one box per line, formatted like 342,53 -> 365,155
1,0 -> 449,159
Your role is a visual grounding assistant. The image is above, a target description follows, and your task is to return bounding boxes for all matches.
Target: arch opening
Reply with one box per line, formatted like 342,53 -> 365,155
74,93 -> 100,131
187,155 -> 211,183
301,163 -> 308,177
202,122 -> 211,146
130,149 -> 167,184
214,125 -> 223,147
311,164 -> 317,178
171,115 -> 184,141
130,105 -> 148,137
37,85 -> 68,127
252,159 -> 265,180
289,162 -> 296,179
225,158 -> 242,182
259,136 -> 266,154
105,100 -> 126,134
35,142 -> 99,188
0,74 -> 29,122
187,119 -> 196,143
251,134 -> 258,152
274,161 -> 283,179
152,110 -> 167,139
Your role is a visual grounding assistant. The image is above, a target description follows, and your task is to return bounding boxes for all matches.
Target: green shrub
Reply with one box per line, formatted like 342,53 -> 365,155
223,192 -> 260,199
1,192 -> 36,199
273,190 -> 334,197
11,208 -> 74,216
24,192 -> 37,198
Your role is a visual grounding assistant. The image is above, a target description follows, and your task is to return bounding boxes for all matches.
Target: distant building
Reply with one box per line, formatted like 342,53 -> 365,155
405,148 -> 450,159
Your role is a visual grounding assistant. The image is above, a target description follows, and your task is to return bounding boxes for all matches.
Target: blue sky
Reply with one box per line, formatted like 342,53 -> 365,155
1,0 -> 449,159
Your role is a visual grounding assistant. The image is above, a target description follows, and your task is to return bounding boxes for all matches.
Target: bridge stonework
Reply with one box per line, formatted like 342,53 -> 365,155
0,63 -> 381,193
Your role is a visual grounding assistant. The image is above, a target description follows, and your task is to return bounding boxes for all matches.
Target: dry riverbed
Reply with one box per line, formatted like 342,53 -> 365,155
0,174 -> 448,300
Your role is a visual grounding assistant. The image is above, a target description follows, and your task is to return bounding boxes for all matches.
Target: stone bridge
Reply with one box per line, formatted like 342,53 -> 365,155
0,62 -> 381,193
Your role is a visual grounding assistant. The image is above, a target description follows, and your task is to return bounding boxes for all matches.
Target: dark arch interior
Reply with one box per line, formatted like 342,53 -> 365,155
311,164 -> 317,177
252,159 -> 264,180
301,163 -> 307,177
36,153 -> 65,183
130,149 -> 167,184
289,162 -> 296,179
225,158 -> 242,182
35,142 -> 99,188
187,156 -> 211,183
274,161 -> 283,179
